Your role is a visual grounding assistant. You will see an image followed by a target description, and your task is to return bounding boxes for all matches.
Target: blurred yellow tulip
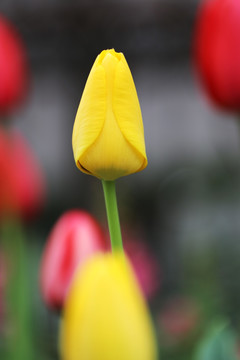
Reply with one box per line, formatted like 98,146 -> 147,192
61,253 -> 158,360
72,49 -> 147,181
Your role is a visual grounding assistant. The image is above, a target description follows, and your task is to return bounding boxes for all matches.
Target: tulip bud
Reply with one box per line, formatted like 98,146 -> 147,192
0,129 -> 17,215
193,0 -> 240,111
9,130 -> 45,219
39,210 -> 107,311
72,49 -> 147,180
0,15 -> 29,115
61,253 -> 158,360
0,129 -> 44,219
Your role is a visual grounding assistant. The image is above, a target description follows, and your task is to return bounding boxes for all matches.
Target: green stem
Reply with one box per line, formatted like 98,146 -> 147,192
1,219 -> 34,360
102,180 -> 123,253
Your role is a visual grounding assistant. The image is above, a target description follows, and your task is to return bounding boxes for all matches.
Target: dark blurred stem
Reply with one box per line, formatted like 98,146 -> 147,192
102,180 -> 123,253
1,219 -> 33,360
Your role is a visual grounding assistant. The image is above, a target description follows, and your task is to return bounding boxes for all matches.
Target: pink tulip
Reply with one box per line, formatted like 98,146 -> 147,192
125,238 -> 161,300
0,15 -> 29,115
39,210 -> 107,310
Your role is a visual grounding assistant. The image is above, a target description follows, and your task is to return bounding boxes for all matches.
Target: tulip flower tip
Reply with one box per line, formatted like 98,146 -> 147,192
72,48 -> 147,180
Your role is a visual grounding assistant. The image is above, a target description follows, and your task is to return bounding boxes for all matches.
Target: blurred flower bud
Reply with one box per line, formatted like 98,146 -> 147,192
0,129 -> 45,219
158,297 -> 200,345
9,130 -> 45,219
0,15 -> 29,115
194,0 -> 240,111
61,253 -> 158,360
40,210 -> 107,311
125,239 -> 161,301
72,49 -> 147,180
0,129 -> 16,215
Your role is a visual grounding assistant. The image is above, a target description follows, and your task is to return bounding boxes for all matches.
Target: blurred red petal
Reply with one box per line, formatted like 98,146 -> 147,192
0,15 -> 29,115
40,210 -> 107,310
0,128 -> 45,219
193,0 -> 240,111
10,130 -> 45,219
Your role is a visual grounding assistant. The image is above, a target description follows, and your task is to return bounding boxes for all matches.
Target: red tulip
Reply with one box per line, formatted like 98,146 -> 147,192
39,210 -> 107,311
0,128 -> 45,219
0,15 -> 29,115
194,0 -> 240,111
9,130 -> 45,219
0,129 -> 16,215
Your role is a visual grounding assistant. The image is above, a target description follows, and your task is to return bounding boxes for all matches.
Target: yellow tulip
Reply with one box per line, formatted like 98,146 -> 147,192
72,49 -> 147,181
61,253 -> 158,360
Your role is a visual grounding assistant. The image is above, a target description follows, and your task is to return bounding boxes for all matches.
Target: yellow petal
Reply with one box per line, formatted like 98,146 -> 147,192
72,56 -> 106,175
61,253 -> 158,360
72,49 -> 148,180
114,54 -> 147,171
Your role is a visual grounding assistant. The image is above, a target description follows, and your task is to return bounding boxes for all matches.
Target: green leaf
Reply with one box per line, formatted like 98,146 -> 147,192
193,320 -> 238,360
